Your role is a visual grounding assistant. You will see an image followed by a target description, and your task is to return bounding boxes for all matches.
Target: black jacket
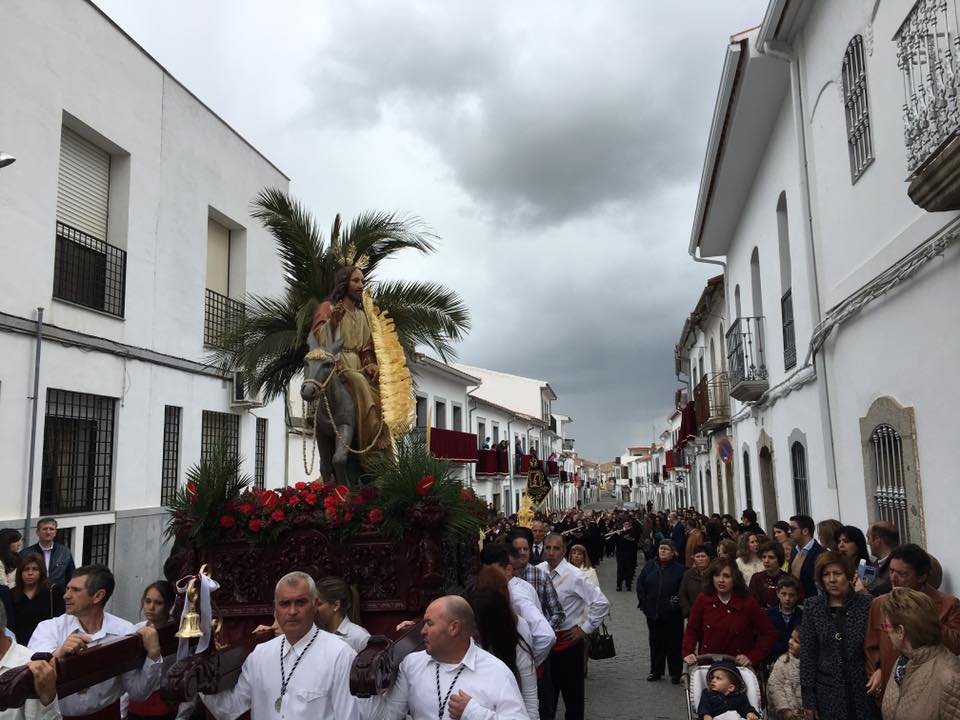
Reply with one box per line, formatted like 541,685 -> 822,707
697,689 -> 759,719
636,558 -> 685,620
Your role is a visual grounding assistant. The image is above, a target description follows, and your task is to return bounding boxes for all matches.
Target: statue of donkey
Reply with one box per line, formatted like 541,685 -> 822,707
300,333 -> 356,484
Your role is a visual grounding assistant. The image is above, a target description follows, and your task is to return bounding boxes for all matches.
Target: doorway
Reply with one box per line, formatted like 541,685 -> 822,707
759,446 -> 778,528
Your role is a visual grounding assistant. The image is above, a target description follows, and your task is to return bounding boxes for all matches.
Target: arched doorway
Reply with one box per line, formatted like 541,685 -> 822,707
759,446 -> 778,528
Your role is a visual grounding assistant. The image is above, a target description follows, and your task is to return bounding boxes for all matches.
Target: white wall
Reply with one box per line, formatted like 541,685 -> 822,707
796,0 -> 960,590
0,0 -> 289,618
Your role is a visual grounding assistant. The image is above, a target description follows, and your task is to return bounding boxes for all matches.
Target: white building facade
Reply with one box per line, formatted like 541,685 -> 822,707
690,0 -> 960,589
0,0 -> 290,617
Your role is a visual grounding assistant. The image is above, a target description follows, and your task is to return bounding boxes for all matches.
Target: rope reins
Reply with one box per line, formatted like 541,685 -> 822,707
301,360 -> 386,475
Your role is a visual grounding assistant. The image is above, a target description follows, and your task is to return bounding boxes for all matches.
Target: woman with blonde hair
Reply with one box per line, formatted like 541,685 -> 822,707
878,587 -> 960,720
568,543 -> 599,587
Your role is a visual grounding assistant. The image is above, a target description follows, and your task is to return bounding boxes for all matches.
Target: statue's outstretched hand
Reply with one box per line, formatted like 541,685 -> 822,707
364,364 -> 379,382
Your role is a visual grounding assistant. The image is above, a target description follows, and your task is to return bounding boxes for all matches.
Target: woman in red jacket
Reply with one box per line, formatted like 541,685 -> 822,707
682,557 -> 777,667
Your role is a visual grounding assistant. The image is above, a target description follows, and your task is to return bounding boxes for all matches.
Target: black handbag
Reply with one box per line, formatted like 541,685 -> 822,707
588,621 -> 616,660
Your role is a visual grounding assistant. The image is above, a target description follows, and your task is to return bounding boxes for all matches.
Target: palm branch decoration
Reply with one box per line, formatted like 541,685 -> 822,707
208,188 -> 471,400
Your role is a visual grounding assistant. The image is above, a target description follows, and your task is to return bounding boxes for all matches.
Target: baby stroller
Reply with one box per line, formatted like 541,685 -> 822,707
682,654 -> 765,720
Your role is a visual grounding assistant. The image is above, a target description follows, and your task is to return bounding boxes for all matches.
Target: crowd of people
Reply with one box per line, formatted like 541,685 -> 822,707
1,505 -> 959,720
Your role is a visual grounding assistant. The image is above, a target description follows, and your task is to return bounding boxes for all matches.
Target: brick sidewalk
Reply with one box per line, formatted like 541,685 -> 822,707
556,552 -> 689,720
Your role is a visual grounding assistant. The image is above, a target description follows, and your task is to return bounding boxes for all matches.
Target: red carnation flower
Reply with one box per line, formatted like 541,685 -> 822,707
368,508 -> 384,523
219,515 -> 235,528
334,485 -> 350,503
259,490 -> 279,510
303,492 -> 317,506
416,475 -> 435,496
270,509 -> 285,523
323,495 -> 337,509
325,506 -> 338,519
248,518 -> 263,532
288,495 -> 300,506
295,481 -> 307,490
237,503 -> 254,515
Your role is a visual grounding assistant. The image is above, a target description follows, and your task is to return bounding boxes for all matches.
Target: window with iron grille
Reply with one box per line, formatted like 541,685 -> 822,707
40,389 -> 115,515
203,288 -> 244,348
869,424 -> 911,542
842,35 -> 875,182
254,417 -> 267,489
82,524 -> 112,566
53,222 -> 127,317
782,290 -> 796,370
54,527 -> 75,555
161,406 -> 182,505
791,441 -> 811,517
200,410 -> 240,461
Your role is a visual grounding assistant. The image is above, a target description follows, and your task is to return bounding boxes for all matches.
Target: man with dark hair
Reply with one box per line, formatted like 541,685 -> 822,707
24,518 -> 75,590
506,530 -> 564,629
863,543 -> 960,703
740,509 -> 763,535
539,533 -> 609,720
615,518 -> 639,591
29,565 -> 163,719
866,521 -> 900,595
787,514 -> 824,602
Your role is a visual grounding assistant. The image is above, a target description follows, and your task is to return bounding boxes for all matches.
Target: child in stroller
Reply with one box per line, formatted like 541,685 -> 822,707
684,655 -> 763,720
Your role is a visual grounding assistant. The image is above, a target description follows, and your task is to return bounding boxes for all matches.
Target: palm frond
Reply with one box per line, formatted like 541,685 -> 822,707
374,280 -> 471,361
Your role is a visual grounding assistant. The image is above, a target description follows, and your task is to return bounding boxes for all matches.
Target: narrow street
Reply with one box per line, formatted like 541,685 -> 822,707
568,549 -> 688,720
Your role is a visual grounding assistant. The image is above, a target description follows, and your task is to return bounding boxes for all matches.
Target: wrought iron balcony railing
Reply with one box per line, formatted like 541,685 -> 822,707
896,0 -> 960,174
693,372 -> 730,431
204,288 -> 245,348
53,222 -> 126,317
726,316 -> 768,402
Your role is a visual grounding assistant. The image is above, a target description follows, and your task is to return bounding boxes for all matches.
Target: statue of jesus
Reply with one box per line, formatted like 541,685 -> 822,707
311,266 -> 391,454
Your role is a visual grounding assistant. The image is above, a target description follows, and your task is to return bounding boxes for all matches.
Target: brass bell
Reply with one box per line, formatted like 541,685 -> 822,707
176,610 -> 203,639
176,578 -> 203,639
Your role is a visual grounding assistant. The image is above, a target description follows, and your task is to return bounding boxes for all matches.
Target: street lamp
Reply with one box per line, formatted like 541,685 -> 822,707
0,153 -> 16,168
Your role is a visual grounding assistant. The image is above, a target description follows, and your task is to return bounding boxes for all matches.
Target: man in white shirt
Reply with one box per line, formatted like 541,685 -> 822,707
479,544 -> 554,666
28,565 -> 162,720
370,596 -> 527,720
0,603 -> 61,720
200,572 -> 359,720
537,534 -> 609,720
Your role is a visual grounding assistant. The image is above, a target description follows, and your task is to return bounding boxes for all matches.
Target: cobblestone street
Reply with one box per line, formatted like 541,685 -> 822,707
558,552 -> 688,720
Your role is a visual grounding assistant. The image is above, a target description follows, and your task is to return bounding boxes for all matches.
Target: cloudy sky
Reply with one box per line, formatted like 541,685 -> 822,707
94,0 -> 767,462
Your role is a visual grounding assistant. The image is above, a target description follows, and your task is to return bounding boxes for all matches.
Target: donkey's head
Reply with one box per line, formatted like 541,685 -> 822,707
301,334 -> 345,402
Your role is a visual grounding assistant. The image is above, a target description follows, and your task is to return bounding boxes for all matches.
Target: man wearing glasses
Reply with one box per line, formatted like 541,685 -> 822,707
787,515 -> 824,602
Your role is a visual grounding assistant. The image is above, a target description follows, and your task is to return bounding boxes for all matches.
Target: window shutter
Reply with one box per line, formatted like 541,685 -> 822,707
56,128 -> 110,240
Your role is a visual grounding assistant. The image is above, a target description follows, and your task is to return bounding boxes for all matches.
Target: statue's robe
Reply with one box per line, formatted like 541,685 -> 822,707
312,301 -> 390,453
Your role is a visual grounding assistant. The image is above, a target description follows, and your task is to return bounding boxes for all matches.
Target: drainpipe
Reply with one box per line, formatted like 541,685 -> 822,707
759,39 -> 842,516
24,308 -> 43,539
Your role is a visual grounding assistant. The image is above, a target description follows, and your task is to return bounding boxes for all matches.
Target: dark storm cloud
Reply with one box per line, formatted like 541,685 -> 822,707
93,0 -> 768,461
305,1 -> 766,227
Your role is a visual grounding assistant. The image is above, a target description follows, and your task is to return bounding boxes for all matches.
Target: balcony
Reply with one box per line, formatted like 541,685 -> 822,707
53,222 -> 126,317
477,448 -> 509,475
694,372 -> 730,431
726,316 -> 768,401
204,288 -> 245,348
896,0 -> 960,211
428,427 -> 478,463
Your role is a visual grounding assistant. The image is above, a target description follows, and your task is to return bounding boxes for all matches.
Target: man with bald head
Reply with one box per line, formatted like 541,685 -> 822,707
373,596 -> 526,719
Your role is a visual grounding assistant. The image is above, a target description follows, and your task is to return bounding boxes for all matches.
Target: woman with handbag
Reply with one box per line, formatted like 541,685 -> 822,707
636,539 -> 686,683
10,551 -> 64,645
